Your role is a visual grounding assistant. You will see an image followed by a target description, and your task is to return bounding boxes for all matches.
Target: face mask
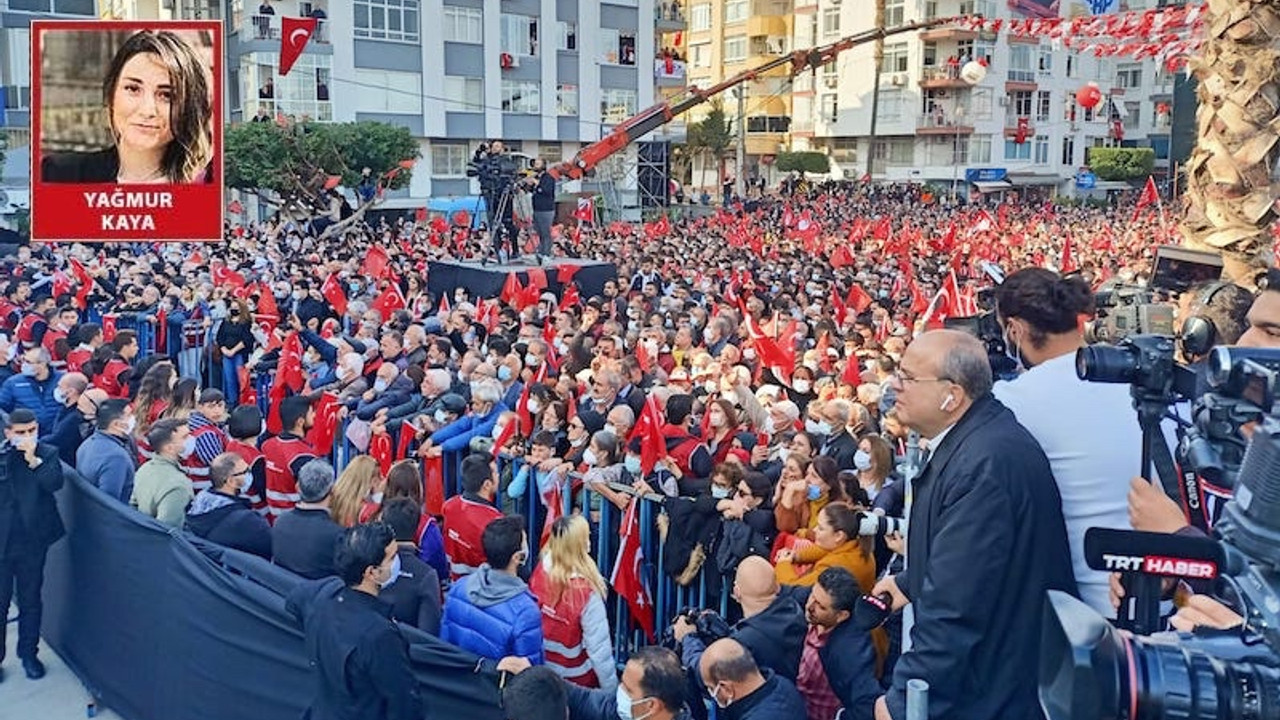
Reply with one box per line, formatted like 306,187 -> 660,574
703,381 -> 718,395
527,399 -> 542,415
240,471 -> 254,494
804,418 -> 822,435
349,282 -> 362,294
709,413 -> 725,428
624,455 -> 642,475
743,347 -> 757,361
492,423 -> 507,440
854,450 -> 873,472
124,415 -> 138,435
793,379 -> 811,394
524,352 -> 540,367
1003,325 -> 1026,372
582,448 -> 599,466
816,421 -> 833,436
711,485 -> 732,499
617,689 -> 656,720
570,433 -> 588,447
20,363 -> 37,377
498,366 -> 513,382
293,290 -> 306,300
53,387 -> 67,404
370,491 -> 384,504
807,484 -> 823,501
373,379 -> 389,393
181,436 -> 197,458
603,422 -> 618,437
379,554 -> 402,589
708,682 -> 733,710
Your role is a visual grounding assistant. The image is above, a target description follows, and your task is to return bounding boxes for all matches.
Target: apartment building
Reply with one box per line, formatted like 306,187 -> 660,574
226,0 -> 677,211
684,0 -> 793,185
791,0 -> 1178,195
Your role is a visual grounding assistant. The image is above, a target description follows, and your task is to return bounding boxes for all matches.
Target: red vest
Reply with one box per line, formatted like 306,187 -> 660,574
441,494 -> 502,580
661,425 -> 705,477
42,326 -> 68,362
261,435 -> 316,523
0,300 -> 19,331
97,357 -> 131,399
528,564 -> 599,687
226,439 -> 267,516
17,313 -> 43,345
182,422 -> 227,493
66,347 -> 92,374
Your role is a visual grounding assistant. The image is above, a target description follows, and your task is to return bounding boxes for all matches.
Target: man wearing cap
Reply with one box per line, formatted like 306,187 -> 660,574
262,396 -> 319,523
184,389 -> 229,494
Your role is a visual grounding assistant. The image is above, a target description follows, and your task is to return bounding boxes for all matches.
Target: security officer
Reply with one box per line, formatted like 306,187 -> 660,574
286,522 -> 423,720
0,408 -> 65,681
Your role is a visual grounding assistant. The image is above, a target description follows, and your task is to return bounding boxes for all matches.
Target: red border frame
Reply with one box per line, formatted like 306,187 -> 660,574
30,20 -> 225,243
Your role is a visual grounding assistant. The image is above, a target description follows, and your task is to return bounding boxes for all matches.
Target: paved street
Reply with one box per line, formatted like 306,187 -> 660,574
3,610 -> 123,720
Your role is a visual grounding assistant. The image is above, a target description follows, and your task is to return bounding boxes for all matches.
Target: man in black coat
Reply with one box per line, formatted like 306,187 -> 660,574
785,568 -> 881,720
872,330 -> 1077,720
816,398 -> 860,471
286,522 -> 423,720
273,459 -> 344,579
185,452 -> 272,559
698,638 -> 807,720
0,409 -> 66,681
378,497 -> 442,636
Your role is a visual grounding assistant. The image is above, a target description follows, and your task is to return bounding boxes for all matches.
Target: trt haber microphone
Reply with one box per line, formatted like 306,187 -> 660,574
852,592 -> 893,631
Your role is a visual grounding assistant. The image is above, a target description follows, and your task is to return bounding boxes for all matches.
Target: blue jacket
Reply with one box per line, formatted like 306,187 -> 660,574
429,403 -> 508,454
440,565 -> 543,664
76,430 -> 138,504
0,371 -> 64,428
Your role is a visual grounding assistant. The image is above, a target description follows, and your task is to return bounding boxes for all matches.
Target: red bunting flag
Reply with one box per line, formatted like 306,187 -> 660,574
279,17 -> 319,77
501,273 -> 523,305
611,499 -> 655,641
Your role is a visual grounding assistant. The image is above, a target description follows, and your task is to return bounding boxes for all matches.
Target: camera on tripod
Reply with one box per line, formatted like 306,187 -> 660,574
467,142 -> 521,196
943,288 -> 1020,380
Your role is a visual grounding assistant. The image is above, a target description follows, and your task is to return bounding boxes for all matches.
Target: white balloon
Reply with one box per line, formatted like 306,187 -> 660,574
959,60 -> 987,85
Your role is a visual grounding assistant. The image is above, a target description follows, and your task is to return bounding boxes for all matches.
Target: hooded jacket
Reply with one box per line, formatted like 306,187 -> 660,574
440,564 -> 544,664
185,489 -> 272,559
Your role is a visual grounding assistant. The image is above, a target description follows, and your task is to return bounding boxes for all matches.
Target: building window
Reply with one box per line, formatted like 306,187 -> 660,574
969,136 -> 992,163
1004,139 -> 1032,161
557,84 -> 578,115
1115,66 -> 1142,89
601,89 -> 637,123
821,93 -> 838,122
877,90 -> 902,122
443,76 -> 483,112
690,3 -> 711,31
1010,90 -> 1033,117
874,137 -> 914,165
922,41 -> 937,67
557,22 -> 577,51
501,14 -> 538,57
432,144 -> 470,177
1038,48 -> 1052,73
354,0 -> 419,43
822,8 -> 840,37
724,36 -> 747,63
881,42 -> 908,73
885,0 -> 904,28
1008,45 -> 1034,82
599,30 -> 637,65
1034,135 -> 1050,164
501,80 -> 541,114
352,67 -> 421,114
725,0 -> 748,24
971,88 -> 992,120
443,6 -> 482,44
691,42 -> 711,68
1036,90 -> 1051,123
1062,135 -> 1075,165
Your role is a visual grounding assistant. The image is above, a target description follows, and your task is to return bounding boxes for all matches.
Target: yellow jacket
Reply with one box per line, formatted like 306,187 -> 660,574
774,539 -> 876,593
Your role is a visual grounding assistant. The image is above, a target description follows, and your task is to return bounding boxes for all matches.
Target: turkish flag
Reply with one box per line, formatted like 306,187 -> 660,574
830,287 -> 848,326
540,478 -> 564,547
525,267 -> 548,290
630,395 -> 667,476
51,271 -> 71,300
559,283 -> 580,311
396,419 -> 417,460
516,381 -> 533,436
1133,176 -> 1159,221
573,197 -> 595,223
611,499 -> 655,641
274,331 -> 305,393
841,354 -> 863,388
69,258 -> 93,310
306,392 -> 341,457
370,282 -> 406,320
255,282 -> 279,318
556,264 -> 581,284
501,272 -> 523,305
370,432 -> 393,475
492,418 -> 517,459
321,274 -> 348,316
213,266 -> 247,289
102,314 -> 117,343
279,17 -> 319,77
362,245 -> 390,280
1060,235 -> 1078,274
238,364 -> 256,406
846,284 -> 873,314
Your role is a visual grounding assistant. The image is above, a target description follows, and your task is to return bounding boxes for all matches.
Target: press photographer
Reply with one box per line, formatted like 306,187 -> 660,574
467,139 -> 521,259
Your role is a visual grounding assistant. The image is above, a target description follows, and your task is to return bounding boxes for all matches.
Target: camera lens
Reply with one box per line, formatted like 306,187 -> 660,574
1040,591 -> 1280,720
1076,345 -> 1140,384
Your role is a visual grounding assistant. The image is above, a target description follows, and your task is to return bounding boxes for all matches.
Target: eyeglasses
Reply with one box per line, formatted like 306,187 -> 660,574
893,370 -> 949,386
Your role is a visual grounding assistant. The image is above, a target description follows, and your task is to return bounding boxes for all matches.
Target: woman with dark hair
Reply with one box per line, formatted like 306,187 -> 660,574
703,397 -> 741,465
381,459 -> 447,582
775,454 -> 840,538
775,502 -> 876,592
162,377 -> 199,421
42,30 -> 215,184
216,298 -> 254,406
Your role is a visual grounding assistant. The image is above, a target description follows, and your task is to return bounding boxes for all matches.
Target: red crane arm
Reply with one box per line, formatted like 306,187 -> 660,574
547,16 -> 955,180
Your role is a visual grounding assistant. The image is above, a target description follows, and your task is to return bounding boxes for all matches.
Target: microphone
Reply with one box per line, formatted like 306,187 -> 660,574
852,592 -> 893,631
1084,527 -> 1224,635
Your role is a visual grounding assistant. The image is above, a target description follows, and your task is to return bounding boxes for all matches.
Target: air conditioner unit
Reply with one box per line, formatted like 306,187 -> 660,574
824,75 -> 839,88
890,74 -> 905,86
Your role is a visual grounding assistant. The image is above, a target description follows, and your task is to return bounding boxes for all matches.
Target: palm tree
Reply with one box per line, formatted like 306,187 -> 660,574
1179,3 -> 1278,286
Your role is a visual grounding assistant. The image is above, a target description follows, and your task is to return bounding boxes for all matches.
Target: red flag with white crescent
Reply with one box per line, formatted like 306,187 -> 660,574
610,499 -> 655,640
280,17 -> 318,77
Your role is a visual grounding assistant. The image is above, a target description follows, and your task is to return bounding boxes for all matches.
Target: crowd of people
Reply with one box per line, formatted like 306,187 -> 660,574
2,179 -> 1278,720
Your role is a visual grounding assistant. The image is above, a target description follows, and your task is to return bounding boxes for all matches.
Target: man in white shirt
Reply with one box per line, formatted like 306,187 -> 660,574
991,267 -> 1140,617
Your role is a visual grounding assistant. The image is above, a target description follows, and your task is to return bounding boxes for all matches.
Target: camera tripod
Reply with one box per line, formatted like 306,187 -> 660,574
481,180 -> 524,266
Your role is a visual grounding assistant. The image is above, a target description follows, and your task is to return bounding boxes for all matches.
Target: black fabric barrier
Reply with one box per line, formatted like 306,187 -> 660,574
42,470 -> 505,720
426,257 -> 618,301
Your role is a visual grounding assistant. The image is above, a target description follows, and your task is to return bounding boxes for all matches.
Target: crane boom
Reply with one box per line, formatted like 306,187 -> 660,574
547,16 -> 957,180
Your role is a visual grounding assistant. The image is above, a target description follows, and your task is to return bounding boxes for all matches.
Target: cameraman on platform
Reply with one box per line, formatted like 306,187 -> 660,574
469,140 -> 519,261
991,268 -> 1141,617
528,158 -> 556,259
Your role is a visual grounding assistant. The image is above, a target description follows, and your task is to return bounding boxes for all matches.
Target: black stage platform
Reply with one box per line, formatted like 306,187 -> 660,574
428,256 -> 618,301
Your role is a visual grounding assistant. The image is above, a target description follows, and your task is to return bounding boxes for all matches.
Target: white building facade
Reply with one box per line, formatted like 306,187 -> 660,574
791,0 -> 1176,195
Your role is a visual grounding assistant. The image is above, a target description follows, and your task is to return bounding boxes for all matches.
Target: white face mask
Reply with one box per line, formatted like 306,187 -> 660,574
124,415 -> 138,435
603,422 -> 618,437
370,491 -> 384,504
434,409 -> 449,423
527,399 -> 542,415
793,379 -> 811,394
240,471 -> 254,494
854,450 -> 873,472
373,379 -> 389,393
379,554 -> 402,589
180,436 -> 197,458
53,387 -> 68,405
582,448 -> 599,466
492,423 -> 507,440
617,688 -> 657,720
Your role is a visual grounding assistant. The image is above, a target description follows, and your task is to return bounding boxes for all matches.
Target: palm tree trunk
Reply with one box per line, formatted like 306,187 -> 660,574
1179,0 -> 1280,286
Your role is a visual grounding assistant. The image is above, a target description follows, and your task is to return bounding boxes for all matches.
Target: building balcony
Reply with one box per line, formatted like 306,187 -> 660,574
243,98 -> 333,123
656,1 -> 686,31
1005,77 -> 1037,93
746,133 -> 785,156
919,26 -> 978,42
917,113 -> 974,135
920,66 -> 977,89
654,58 -> 687,87
747,15 -> 789,38
239,13 -> 330,44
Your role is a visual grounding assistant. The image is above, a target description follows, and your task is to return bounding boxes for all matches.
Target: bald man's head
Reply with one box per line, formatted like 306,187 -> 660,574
699,638 -> 763,709
78,387 -> 109,418
891,329 -> 993,439
733,556 -> 779,615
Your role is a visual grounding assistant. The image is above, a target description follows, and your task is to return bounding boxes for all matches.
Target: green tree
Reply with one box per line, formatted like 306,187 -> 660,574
687,101 -> 733,188
1086,147 -> 1155,181
774,151 -> 831,175
226,120 -> 418,235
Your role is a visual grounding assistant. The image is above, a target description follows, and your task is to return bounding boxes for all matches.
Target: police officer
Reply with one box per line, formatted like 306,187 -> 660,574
0,408 -> 65,682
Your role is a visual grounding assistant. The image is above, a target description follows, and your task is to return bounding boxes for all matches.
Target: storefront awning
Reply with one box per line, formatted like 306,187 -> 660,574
972,180 -> 1013,192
